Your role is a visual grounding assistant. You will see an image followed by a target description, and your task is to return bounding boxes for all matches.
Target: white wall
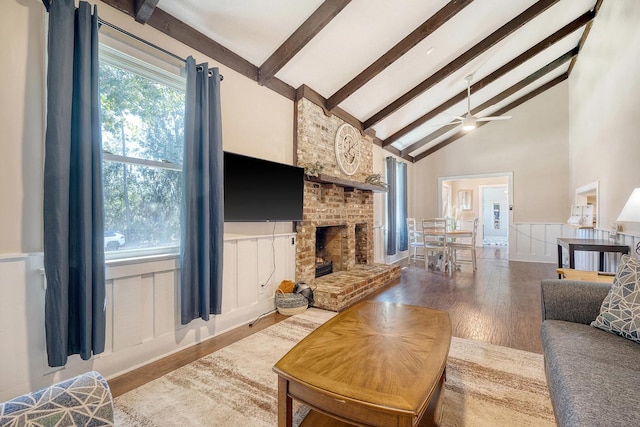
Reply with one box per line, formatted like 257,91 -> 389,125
413,82 -> 571,225
569,0 -> 640,236
0,0 -> 298,400
0,0 -> 45,254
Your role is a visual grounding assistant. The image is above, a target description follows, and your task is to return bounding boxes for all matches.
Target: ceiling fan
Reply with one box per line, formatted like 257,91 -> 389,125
447,75 -> 512,131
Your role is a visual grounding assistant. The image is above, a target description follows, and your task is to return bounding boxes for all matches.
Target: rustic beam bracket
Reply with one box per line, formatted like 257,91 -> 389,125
134,0 -> 159,24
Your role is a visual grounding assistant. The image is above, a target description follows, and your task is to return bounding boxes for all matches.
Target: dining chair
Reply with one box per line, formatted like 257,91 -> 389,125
407,218 -> 425,266
449,218 -> 478,271
422,218 -> 450,275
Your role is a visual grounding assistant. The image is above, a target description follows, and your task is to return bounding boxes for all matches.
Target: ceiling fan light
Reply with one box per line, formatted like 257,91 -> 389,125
462,115 -> 476,131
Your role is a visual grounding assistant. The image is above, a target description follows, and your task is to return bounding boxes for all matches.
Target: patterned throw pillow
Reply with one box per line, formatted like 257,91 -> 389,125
591,254 -> 640,343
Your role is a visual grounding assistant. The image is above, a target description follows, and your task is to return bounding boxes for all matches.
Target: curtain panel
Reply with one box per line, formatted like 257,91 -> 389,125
385,157 -> 397,255
398,162 -> 408,251
385,157 -> 408,256
43,0 -> 105,367
180,58 -> 224,324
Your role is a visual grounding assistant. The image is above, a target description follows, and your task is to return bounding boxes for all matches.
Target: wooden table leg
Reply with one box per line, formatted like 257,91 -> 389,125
599,252 -> 605,271
557,244 -> 563,278
278,376 -> 293,427
569,247 -> 575,269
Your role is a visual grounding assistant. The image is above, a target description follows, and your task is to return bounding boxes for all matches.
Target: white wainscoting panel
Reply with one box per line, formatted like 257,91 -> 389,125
509,224 -> 638,269
112,275 -> 144,352
236,239 -> 259,308
509,223 -> 565,263
0,232 -> 296,402
154,271 -> 177,338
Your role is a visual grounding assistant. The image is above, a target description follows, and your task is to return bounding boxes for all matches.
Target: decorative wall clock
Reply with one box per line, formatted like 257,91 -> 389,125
334,123 -> 361,176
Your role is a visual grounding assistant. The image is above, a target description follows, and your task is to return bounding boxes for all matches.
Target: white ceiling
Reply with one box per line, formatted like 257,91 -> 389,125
157,0 -> 598,160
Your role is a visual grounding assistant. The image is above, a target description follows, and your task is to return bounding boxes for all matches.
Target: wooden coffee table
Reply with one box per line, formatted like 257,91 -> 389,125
273,301 -> 451,426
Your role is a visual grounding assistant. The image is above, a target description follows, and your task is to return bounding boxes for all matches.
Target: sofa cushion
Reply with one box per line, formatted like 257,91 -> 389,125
591,254 -> 640,343
541,320 -> 640,427
0,371 -> 113,426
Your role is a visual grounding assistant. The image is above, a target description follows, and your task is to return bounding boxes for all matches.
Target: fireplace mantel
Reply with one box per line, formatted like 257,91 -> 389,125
305,174 -> 387,193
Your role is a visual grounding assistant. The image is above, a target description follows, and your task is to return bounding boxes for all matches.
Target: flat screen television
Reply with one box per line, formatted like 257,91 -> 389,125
224,151 -> 304,222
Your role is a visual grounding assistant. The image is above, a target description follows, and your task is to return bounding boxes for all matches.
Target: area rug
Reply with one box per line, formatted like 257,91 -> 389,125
113,308 -> 555,426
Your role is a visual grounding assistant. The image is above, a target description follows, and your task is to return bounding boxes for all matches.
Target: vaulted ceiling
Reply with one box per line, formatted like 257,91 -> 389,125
103,0 -> 602,162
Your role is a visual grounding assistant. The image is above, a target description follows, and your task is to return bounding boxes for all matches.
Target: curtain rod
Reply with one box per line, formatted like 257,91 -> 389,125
98,18 -> 223,80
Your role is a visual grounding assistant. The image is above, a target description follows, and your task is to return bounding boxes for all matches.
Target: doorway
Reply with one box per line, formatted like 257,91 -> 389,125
439,173 -> 512,248
481,185 -> 509,245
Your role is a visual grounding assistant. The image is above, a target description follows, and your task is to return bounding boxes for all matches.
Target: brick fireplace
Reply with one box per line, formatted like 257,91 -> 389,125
295,182 -> 374,285
293,98 -> 400,311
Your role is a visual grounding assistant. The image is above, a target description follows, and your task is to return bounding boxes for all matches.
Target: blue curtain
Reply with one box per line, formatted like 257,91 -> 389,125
398,162 -> 408,251
181,58 -> 224,324
385,157 -> 397,255
43,0 -> 105,367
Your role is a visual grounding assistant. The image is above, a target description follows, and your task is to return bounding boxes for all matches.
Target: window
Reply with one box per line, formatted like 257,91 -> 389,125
99,44 -> 186,259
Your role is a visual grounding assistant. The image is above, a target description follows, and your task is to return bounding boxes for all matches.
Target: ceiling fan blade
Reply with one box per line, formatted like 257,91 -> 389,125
440,112 -> 466,121
476,115 -> 512,122
426,120 -> 462,127
465,75 -> 473,116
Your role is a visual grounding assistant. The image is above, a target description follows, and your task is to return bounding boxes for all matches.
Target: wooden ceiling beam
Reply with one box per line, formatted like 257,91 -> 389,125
325,0 -> 473,111
100,0 -> 297,100
384,10 -> 594,147
413,72 -> 568,162
568,0 -> 604,75
134,0 -> 159,24
403,48 -> 577,157
258,0 -> 351,86
363,0 -> 561,130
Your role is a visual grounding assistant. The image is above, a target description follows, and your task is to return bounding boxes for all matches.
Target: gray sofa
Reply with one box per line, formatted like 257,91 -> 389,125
540,279 -> 640,427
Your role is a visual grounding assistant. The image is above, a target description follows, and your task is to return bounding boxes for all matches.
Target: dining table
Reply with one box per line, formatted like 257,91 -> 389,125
417,224 -> 473,272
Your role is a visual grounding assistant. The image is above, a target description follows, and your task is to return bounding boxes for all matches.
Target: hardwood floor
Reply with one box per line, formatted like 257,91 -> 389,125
371,247 -> 556,354
109,247 -> 557,397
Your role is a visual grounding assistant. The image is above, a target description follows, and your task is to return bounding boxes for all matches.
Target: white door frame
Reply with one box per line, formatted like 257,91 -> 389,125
479,184 -> 509,244
575,181 -> 599,228
438,172 -> 513,246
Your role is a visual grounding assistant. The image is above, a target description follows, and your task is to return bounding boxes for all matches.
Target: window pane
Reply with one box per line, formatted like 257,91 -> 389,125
100,49 -> 185,258
104,161 -> 181,251
100,62 -> 185,165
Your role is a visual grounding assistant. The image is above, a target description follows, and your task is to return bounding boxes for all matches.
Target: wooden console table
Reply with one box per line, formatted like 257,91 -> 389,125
273,301 -> 451,426
556,268 -> 615,284
556,238 -> 628,277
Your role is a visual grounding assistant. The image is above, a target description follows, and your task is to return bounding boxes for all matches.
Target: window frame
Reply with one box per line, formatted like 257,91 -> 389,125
99,42 -> 186,261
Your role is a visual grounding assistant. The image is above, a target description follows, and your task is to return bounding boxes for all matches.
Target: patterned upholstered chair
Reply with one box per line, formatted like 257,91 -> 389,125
0,371 -> 114,426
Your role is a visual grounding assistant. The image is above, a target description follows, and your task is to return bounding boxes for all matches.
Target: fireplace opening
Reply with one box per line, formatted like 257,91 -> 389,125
315,225 -> 346,278
355,223 -> 368,264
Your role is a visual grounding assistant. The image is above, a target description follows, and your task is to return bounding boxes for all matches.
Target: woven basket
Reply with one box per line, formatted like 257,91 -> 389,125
275,289 -> 308,316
